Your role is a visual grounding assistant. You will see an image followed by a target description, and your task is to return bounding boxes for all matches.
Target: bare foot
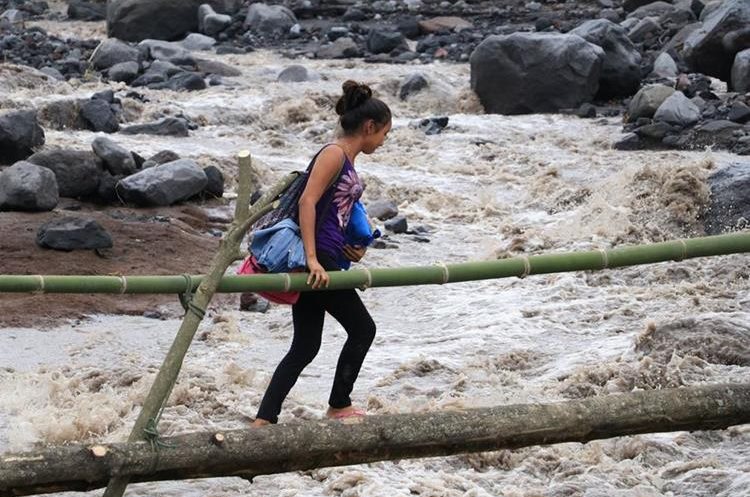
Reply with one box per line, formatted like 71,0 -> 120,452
251,418 -> 271,427
326,406 -> 366,419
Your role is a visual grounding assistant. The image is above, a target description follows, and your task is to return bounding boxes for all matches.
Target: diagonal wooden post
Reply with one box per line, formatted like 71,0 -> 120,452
103,151 -> 293,497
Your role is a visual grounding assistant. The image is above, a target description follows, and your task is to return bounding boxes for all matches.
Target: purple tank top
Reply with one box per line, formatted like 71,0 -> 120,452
313,149 -> 363,262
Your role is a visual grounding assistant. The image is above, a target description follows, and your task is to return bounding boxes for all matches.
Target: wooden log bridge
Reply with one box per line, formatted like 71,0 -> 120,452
1,383 -> 748,497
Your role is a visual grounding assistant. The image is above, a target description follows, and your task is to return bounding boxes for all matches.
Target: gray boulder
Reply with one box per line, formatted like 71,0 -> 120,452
120,118 -> 190,136
198,4 -> 231,36
316,37 -> 361,59
367,29 -> 407,54
26,149 -> 103,198
400,73 -> 429,100
0,110 -> 45,164
628,16 -> 662,43
68,0 -> 106,21
0,161 -> 58,211
138,39 -> 195,65
278,65 -> 319,82
570,19 -> 642,98
682,0 -> 750,85
116,159 -> 208,206
385,215 -> 408,234
732,48 -> 750,93
627,1 -> 679,19
90,38 -> 140,71
91,136 -> 137,176
654,91 -> 701,126
181,33 -> 216,51
651,52 -> 679,78
470,33 -> 604,115
80,99 -> 119,133
194,58 -> 243,77
107,0 -> 240,42
203,165 -> 224,197
627,84 -> 675,121
704,162 -> 750,234
368,200 -> 399,221
149,72 -> 207,91
36,217 -> 113,251
143,150 -> 181,169
623,0 -> 660,11
108,61 -> 140,83
244,4 -> 296,35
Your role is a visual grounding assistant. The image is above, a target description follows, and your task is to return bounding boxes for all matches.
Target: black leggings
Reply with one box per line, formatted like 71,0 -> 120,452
256,258 -> 376,424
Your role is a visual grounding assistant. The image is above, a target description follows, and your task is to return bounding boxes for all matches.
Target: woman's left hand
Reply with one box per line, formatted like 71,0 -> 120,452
343,245 -> 366,262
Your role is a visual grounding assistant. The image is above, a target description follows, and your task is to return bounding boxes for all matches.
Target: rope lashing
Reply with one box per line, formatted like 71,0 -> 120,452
435,262 -> 450,284
178,274 -> 205,319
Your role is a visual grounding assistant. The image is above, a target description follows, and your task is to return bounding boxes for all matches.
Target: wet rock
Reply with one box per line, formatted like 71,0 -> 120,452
399,72 -> 429,100
704,161 -> 750,233
385,215 -> 408,234
570,19 -> 642,99
244,3 -> 296,36
39,66 -> 65,81
627,1 -> 678,19
732,48 -> 750,93
368,200 -> 399,221
627,16 -> 661,43
636,316 -> 750,365
576,103 -> 597,118
278,64 -> 318,82
651,52 -> 679,78
116,158 -> 208,206
107,0 -> 240,42
67,0 -> 106,21
108,61 -> 140,83
682,0 -> 750,84
181,33 -> 216,51
90,38 -> 140,71
635,120 -> 679,139
149,71 -> 207,91
327,26 -> 350,42
0,161 -> 58,212
412,116 -> 449,135
202,165 -> 224,198
141,59 -> 182,79
96,171 -> 119,204
143,150 -> 181,169
728,101 -> 750,124
138,39 -> 195,65
470,33 -> 604,115
396,18 -> 420,40
627,84 -> 675,121
26,149 -> 103,198
0,110 -> 45,164
680,119 -> 743,150
194,58 -> 242,77
36,217 -> 113,251
80,98 -> 120,133
342,7 -> 366,22
316,37 -> 361,59
120,118 -> 190,137
624,0 -> 654,13
198,4 -> 232,36
654,91 -> 701,126
131,71 -> 167,87
91,136 -> 137,176
367,29 -> 407,54
614,132 -> 643,150
0,9 -> 24,24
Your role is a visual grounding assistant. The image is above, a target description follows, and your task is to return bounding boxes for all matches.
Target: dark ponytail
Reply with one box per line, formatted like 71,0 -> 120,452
335,80 -> 391,135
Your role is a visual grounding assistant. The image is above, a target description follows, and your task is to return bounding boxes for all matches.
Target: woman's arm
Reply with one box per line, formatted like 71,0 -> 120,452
298,145 -> 344,288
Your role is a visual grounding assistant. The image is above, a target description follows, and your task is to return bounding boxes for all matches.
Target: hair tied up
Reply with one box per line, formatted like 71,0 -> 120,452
335,80 -> 372,116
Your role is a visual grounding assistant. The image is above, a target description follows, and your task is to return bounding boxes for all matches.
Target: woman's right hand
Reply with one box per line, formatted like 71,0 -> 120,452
306,258 -> 330,289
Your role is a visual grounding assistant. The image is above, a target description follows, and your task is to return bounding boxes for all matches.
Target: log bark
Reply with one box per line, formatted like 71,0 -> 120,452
2,383 -> 748,497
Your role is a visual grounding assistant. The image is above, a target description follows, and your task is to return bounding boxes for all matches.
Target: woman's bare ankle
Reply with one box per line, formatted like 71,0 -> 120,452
251,418 -> 271,427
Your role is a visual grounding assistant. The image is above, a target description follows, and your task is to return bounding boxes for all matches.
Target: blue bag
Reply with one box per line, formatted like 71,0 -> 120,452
338,201 -> 381,270
249,218 -> 307,273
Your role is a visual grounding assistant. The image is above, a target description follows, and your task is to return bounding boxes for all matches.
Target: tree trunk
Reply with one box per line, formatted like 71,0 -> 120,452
2,383 -> 748,497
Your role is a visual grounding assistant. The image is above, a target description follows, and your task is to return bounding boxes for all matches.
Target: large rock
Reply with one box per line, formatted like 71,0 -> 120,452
627,84 -> 675,122
704,162 -> 750,234
120,118 -> 190,136
0,110 -> 45,164
67,0 -> 106,21
470,33 -> 604,115
316,37 -> 361,59
651,52 -> 679,78
682,0 -> 750,85
36,217 -> 113,251
198,3 -> 231,36
138,39 -> 195,65
91,136 -> 137,176
26,149 -> 103,198
367,29 -> 407,54
116,159 -> 208,206
80,98 -> 120,133
0,161 -> 58,211
732,48 -> 750,93
244,3 -> 297,36
107,0 -> 241,42
653,91 -> 701,126
570,19 -> 642,99
90,38 -> 140,71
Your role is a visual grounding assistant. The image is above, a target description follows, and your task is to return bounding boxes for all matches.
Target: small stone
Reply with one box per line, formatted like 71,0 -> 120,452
385,215 -> 408,234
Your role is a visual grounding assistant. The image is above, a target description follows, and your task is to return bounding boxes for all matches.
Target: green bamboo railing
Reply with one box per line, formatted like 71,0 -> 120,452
0,232 -> 748,294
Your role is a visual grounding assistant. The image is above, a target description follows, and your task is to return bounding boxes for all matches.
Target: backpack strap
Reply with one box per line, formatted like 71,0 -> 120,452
306,143 -> 347,190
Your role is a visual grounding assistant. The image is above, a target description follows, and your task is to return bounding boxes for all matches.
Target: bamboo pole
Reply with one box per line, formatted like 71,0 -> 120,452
0,232 -> 749,294
102,153 -> 295,497
1,383 -> 748,496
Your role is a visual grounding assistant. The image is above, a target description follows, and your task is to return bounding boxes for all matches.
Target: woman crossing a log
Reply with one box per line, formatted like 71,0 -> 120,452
252,81 -> 392,426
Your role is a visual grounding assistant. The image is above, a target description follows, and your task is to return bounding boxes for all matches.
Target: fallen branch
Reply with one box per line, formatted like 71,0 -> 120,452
2,383 -> 748,496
